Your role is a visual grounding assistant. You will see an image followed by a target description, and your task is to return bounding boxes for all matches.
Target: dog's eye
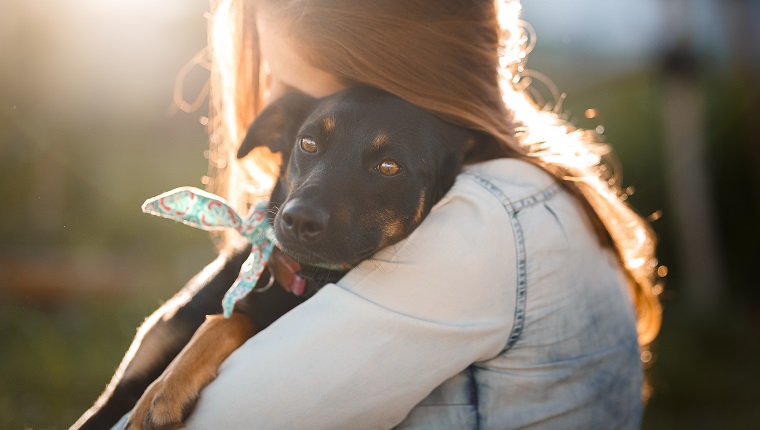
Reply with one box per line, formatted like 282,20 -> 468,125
377,160 -> 401,176
299,136 -> 317,153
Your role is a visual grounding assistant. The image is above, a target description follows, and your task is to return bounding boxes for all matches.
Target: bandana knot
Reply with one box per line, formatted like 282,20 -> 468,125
142,187 -> 277,318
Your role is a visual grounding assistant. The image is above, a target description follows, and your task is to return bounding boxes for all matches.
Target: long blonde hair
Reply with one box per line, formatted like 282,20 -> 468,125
201,0 -> 661,348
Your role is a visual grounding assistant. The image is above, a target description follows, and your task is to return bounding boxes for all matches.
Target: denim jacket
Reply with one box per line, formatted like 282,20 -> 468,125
183,159 -> 642,429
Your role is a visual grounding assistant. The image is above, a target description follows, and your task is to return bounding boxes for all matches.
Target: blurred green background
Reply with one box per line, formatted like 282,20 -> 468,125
1,0 -> 758,429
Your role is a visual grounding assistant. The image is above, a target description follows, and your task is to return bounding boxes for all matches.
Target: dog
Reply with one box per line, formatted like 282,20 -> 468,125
72,86 -> 475,430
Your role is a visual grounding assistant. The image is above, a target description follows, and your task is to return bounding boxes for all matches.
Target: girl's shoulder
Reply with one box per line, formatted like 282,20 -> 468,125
463,158 -> 557,195
435,158 -> 561,216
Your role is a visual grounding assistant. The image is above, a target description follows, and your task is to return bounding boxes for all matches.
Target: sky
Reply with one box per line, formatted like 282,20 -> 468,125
522,0 -> 749,60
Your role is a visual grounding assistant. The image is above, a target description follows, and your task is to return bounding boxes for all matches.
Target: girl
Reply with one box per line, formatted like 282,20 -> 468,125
115,0 -> 662,428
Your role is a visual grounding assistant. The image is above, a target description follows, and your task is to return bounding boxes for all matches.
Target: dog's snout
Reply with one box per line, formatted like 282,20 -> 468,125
280,200 -> 329,244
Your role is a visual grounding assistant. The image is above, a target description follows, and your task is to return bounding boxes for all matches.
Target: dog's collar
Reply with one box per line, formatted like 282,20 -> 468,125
142,187 -> 349,318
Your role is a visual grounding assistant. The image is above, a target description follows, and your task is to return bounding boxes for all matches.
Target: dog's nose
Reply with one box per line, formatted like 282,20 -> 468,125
280,200 -> 328,244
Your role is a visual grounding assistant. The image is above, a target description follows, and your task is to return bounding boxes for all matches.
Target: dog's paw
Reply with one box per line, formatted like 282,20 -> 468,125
123,314 -> 253,430
125,378 -> 196,430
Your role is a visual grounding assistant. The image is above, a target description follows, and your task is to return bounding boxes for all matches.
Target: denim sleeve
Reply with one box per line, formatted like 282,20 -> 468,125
182,176 -> 517,430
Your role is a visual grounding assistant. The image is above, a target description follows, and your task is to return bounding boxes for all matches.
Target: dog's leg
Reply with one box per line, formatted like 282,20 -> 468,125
123,267 -> 307,430
71,244 -> 251,430
125,312 -> 257,430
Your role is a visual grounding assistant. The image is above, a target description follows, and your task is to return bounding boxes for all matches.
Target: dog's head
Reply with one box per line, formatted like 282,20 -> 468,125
238,87 -> 473,266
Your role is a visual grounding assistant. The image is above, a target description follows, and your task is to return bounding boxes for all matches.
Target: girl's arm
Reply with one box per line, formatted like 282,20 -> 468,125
184,175 -> 518,429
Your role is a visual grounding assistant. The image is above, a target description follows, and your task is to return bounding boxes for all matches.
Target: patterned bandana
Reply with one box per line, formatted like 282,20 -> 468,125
142,187 -> 277,318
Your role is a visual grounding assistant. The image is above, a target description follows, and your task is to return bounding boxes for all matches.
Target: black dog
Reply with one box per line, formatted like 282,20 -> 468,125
72,87 -> 474,430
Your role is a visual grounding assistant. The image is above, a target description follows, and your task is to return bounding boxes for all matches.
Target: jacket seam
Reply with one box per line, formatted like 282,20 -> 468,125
462,174 -> 561,353
467,366 -> 481,429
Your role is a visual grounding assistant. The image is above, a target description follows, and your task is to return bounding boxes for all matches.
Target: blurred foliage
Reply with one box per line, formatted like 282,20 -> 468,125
0,99 -> 217,429
702,70 -> 760,307
0,298 -> 156,430
1,1 -> 759,429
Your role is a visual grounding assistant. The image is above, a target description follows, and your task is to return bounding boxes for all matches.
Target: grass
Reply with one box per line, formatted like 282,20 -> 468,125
0,296 -> 156,430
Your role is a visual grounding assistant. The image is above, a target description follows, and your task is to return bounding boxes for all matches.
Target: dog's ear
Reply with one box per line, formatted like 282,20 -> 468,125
431,129 -> 477,205
237,92 -> 318,160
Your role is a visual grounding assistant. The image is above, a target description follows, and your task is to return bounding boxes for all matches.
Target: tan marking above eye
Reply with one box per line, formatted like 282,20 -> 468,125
299,136 -> 317,153
377,159 -> 400,176
372,134 -> 388,149
322,117 -> 335,133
